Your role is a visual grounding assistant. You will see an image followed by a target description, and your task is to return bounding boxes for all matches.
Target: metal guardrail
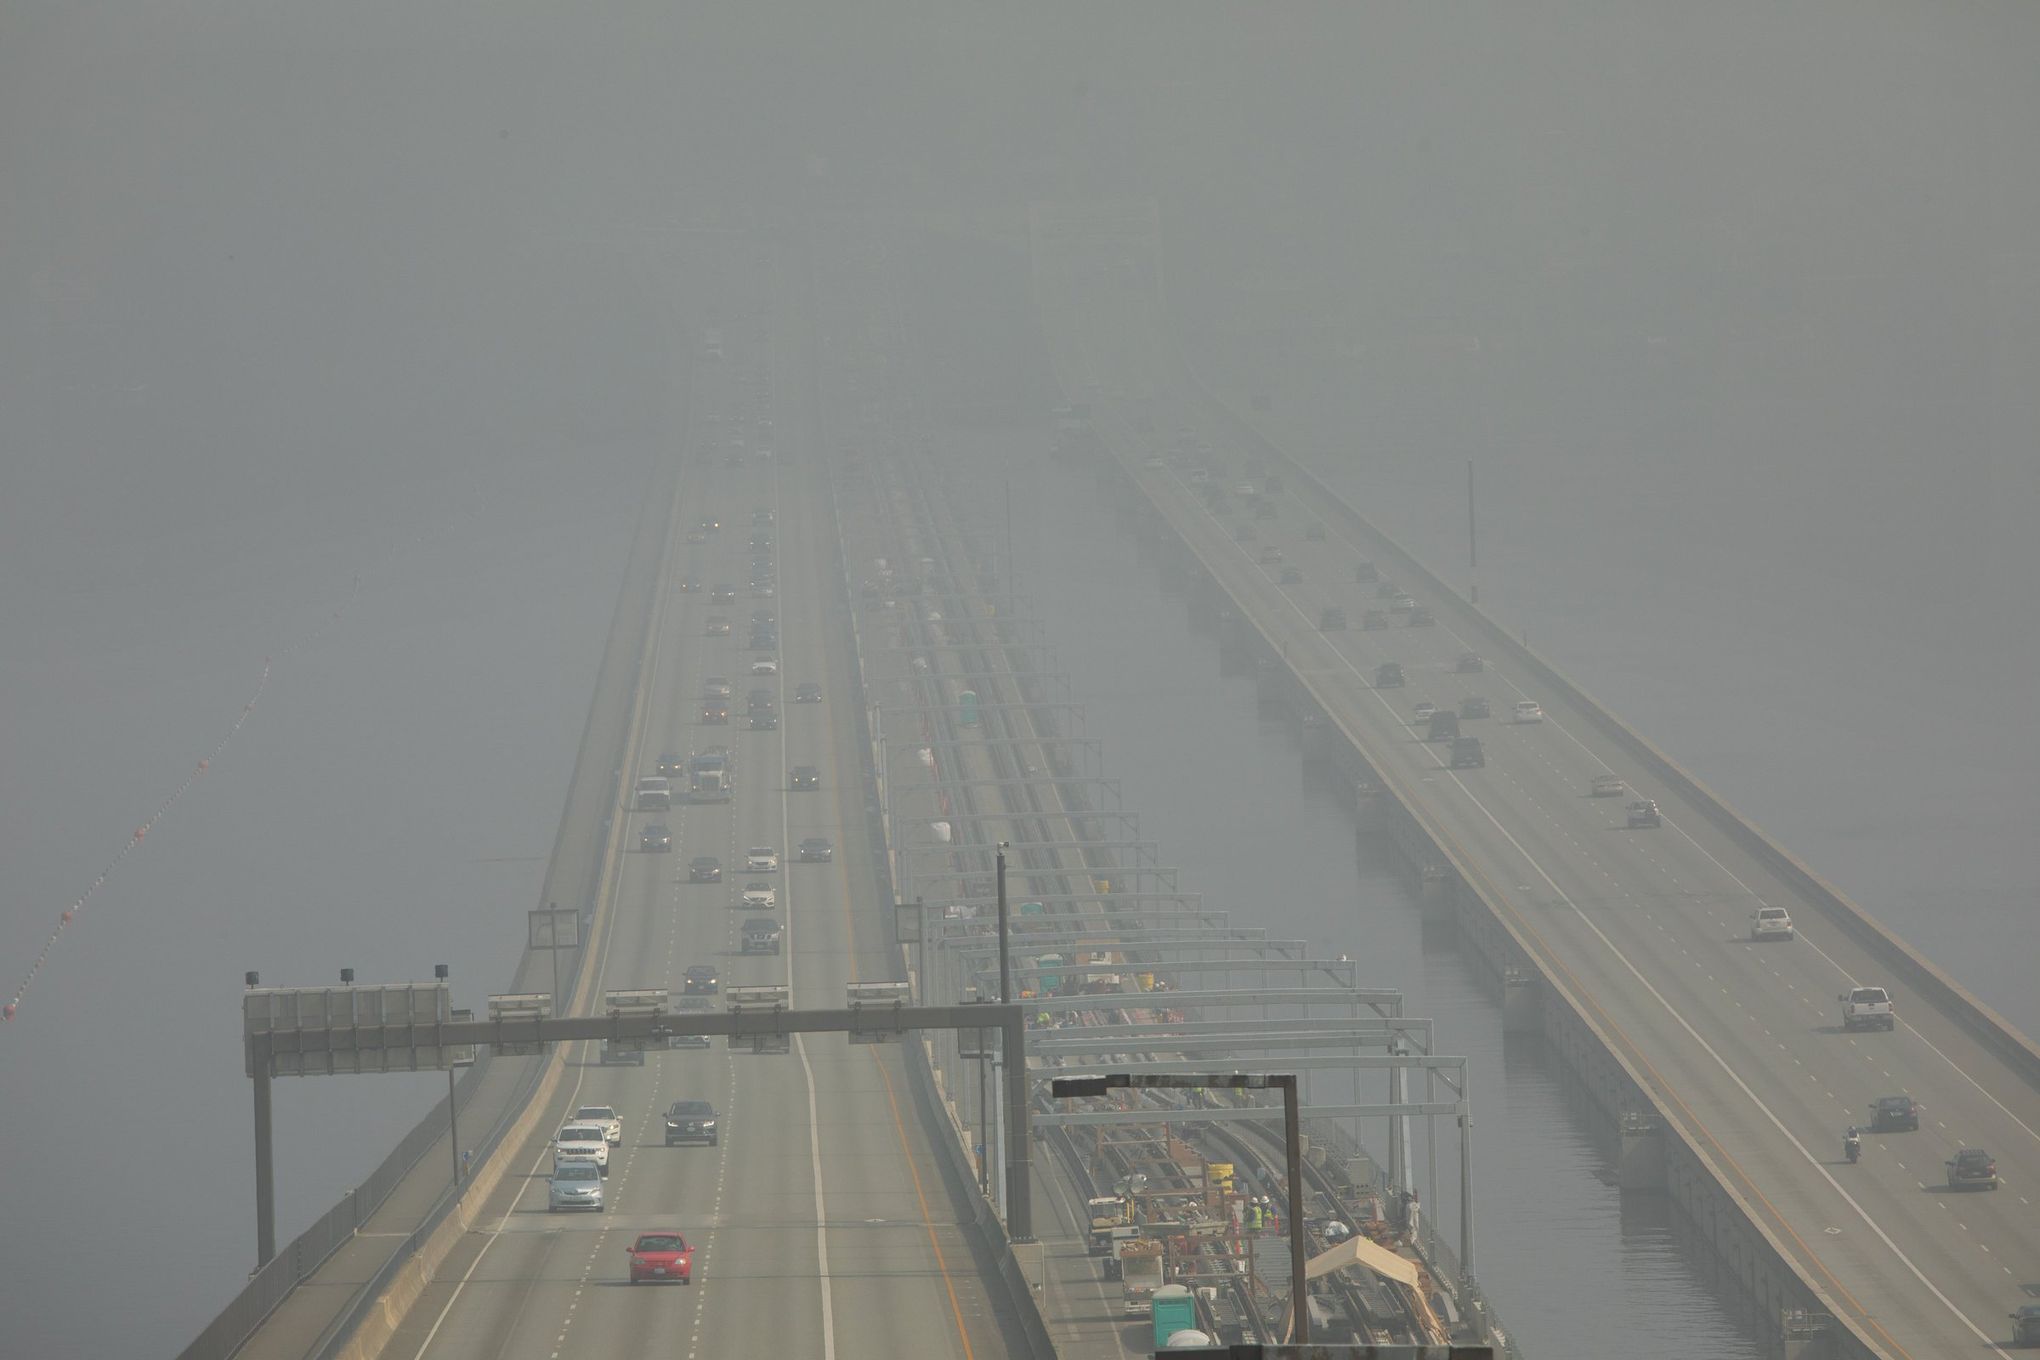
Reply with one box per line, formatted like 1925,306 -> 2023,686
831,452 -> 1060,1360
175,450 -> 676,1360
174,1057 -> 498,1360
1196,380 -> 2040,1094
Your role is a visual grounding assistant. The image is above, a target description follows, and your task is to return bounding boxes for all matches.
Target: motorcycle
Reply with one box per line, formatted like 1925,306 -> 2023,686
1844,1130 -> 1862,1165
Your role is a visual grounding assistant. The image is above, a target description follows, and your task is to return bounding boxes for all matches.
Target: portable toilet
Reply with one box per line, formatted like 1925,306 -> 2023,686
1151,1285 -> 1196,1349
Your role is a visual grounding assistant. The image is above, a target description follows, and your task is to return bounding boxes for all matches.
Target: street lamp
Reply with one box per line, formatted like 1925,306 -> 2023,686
996,841 -> 1011,1005
1052,1071 -> 1309,1344
436,963 -> 461,1186
993,842 -> 1013,1223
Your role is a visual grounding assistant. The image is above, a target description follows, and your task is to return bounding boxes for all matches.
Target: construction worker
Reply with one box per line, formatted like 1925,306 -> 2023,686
1248,1200 -> 1263,1232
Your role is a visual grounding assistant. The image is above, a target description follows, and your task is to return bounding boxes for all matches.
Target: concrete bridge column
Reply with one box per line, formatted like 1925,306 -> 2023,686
1618,1111 -> 1668,1190
1782,1308 -> 1838,1360
1501,965 -> 1540,1033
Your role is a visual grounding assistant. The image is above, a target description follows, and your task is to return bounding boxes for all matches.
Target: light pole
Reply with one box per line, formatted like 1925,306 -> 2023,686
246,970 -> 274,1267
994,841 -> 1013,1226
1052,1071 -> 1309,1344
529,905 -> 580,1016
995,841 -> 1012,1005
437,963 -> 460,1186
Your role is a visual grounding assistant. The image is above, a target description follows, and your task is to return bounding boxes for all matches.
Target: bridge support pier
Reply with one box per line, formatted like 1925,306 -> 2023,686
252,1035 -> 276,1268
1618,1111 -> 1668,1191
1500,966 -> 1540,1034
1782,1307 -> 1838,1360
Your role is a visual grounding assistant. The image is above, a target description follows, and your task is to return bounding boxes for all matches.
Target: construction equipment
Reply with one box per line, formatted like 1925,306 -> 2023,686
1087,1195 -> 1136,1256
1120,1237 -> 1164,1314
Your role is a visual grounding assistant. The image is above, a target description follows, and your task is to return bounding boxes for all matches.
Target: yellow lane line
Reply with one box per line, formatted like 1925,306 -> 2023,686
874,1052 -> 976,1360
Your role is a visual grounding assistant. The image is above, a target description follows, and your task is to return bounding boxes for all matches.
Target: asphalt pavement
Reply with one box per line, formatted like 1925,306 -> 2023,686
1032,219 -> 2040,1360
379,352 -> 1018,1360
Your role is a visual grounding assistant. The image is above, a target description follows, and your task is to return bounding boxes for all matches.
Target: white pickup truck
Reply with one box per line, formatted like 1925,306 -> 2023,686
1839,986 -> 1896,1032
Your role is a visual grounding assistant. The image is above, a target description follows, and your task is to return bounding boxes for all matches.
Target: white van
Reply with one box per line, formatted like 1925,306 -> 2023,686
634,776 -> 671,810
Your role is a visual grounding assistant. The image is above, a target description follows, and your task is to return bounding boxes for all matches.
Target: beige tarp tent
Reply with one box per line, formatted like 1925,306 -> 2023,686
1303,1233 -> 1420,1288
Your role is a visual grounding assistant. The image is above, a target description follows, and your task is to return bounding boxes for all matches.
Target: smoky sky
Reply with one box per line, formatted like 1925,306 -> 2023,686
4,3 -> 2036,1356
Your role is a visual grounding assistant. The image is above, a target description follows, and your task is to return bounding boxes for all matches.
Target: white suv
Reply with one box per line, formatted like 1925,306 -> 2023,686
574,1105 -> 623,1145
1513,701 -> 1545,723
553,1125 -> 610,1173
1749,906 -> 1795,941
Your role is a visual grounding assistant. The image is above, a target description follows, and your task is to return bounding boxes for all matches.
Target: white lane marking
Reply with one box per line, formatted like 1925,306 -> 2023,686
1191,427 -> 2040,1152
414,464 -> 687,1359
1118,400 -> 2013,1355
775,464 -> 838,1360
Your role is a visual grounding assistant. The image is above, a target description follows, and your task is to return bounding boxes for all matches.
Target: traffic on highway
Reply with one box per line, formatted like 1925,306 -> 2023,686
1033,218 -> 2040,1359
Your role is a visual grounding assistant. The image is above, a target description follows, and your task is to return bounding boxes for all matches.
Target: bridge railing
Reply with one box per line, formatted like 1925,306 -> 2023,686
832,461 -> 1059,1360
175,449 -> 675,1360
1187,358 -> 2040,1096
173,1057 -> 497,1360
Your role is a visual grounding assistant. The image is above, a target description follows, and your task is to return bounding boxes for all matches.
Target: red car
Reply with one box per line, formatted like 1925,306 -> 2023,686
627,1231 -> 694,1284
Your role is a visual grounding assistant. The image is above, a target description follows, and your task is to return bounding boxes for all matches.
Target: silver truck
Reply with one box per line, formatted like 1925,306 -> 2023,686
1839,986 -> 1896,1032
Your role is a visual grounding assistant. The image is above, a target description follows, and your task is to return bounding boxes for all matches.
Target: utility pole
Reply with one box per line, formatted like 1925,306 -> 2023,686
438,964 -> 459,1186
994,841 -> 1013,1229
1282,1076 -> 1308,1344
252,1035 -> 275,1266
996,842 -> 1012,1006
549,902 -> 563,1013
1467,459 -> 1478,605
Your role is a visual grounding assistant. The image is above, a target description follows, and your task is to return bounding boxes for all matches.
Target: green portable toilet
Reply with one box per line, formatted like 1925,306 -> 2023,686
1151,1285 -> 1196,1349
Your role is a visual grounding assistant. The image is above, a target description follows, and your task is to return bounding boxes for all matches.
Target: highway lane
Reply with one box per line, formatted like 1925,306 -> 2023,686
382,338 -> 1013,1360
1034,224 -> 2039,1358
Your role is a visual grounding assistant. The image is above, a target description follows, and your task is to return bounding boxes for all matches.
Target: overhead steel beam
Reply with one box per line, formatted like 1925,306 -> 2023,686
1035,1017 -> 1433,1044
936,932 -> 1292,956
247,1001 -> 1037,1241
890,776 -> 1122,798
867,642 -> 1053,658
877,699 -> 1085,720
1018,984 -> 1399,1009
884,734 -> 1102,757
1037,1102 -> 1460,1126
993,957 -> 1359,984
1038,1034 -> 1411,1056
897,837 -> 1156,859
936,892 -> 1206,911
1032,1054 -> 1463,1077
906,866 -> 1180,887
